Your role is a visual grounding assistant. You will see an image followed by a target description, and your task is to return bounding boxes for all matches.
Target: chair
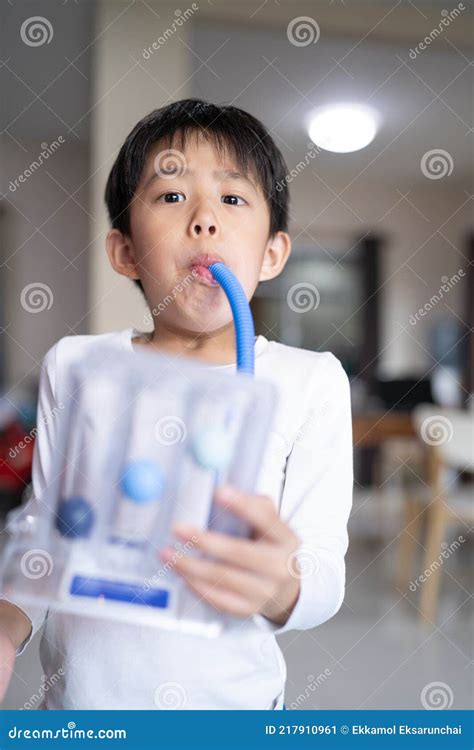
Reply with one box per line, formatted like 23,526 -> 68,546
395,405 -> 473,623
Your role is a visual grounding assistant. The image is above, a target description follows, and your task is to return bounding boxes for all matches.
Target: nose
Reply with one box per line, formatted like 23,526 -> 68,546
188,199 -> 218,238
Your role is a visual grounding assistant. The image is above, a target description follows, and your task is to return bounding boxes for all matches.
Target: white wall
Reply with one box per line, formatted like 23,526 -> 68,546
89,1 -> 192,335
1,137 -> 90,388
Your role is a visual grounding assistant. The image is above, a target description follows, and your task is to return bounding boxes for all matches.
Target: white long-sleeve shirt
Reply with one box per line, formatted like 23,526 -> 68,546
6,329 -> 353,710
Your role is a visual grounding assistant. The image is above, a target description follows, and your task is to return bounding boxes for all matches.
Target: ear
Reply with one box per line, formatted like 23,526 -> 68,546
105,229 -> 140,281
259,231 -> 291,282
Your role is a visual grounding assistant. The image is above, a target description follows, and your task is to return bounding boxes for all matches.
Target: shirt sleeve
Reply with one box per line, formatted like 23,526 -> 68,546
254,354 -> 353,635
4,344 -> 59,655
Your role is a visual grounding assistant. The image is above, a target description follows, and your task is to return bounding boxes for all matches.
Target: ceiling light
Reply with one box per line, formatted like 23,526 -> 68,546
308,104 -> 379,153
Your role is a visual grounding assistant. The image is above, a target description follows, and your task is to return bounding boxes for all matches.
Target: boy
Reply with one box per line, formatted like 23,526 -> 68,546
0,99 -> 352,710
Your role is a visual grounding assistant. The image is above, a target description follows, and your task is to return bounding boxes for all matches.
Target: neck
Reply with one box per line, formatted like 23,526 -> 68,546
137,320 -> 239,365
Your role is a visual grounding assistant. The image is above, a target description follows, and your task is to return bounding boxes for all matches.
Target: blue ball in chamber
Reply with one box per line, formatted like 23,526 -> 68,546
191,427 -> 233,471
120,459 -> 164,503
55,496 -> 95,538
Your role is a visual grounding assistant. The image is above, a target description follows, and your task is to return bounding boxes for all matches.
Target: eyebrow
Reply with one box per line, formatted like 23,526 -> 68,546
144,168 -> 257,192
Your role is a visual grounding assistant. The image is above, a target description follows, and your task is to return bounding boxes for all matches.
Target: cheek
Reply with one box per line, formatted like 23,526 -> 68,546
236,257 -> 265,300
136,218 -> 163,250
236,227 -> 268,285
131,213 -> 172,263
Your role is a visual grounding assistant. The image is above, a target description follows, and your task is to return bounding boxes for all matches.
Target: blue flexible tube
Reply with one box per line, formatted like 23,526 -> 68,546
208,262 -> 255,376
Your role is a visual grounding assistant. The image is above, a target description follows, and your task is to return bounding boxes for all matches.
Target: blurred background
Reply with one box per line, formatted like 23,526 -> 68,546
1,0 -> 472,710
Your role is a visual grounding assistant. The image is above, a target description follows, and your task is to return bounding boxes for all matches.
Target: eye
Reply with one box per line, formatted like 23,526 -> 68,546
222,195 -> 246,206
158,192 -> 185,203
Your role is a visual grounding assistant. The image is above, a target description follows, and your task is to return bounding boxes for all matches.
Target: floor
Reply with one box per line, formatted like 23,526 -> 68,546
1,493 -> 472,710
280,534 -> 473,710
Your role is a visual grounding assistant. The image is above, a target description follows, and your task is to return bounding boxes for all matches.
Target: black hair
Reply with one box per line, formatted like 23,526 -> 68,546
104,99 -> 290,295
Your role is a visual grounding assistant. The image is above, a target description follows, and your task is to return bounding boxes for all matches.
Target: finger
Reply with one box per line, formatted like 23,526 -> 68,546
183,576 -> 261,618
161,549 -> 271,606
214,485 -> 294,544
172,525 -> 288,578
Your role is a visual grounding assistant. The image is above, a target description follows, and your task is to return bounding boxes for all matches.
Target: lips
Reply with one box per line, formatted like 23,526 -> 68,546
188,253 -> 224,286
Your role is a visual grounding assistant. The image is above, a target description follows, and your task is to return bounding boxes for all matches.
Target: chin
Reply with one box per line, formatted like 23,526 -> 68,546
184,305 -> 233,333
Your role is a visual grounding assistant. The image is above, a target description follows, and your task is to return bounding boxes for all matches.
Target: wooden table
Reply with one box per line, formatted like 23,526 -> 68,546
352,411 -> 416,448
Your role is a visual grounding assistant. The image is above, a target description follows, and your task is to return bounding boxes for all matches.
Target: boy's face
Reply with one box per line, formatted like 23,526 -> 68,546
107,134 -> 290,334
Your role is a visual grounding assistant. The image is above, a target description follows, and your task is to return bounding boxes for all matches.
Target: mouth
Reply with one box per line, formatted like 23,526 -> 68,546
188,253 -> 224,286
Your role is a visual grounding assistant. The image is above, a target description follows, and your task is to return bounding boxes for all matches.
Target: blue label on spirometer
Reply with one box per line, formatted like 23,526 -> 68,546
69,575 -> 169,608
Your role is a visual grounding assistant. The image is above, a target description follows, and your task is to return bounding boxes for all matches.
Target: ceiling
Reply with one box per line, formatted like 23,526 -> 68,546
189,14 -> 473,188
1,0 -> 472,189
